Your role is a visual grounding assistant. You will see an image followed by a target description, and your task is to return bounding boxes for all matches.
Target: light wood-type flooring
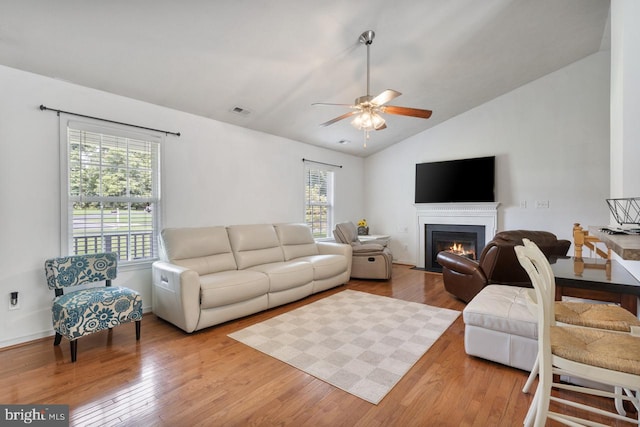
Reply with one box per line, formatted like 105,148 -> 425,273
0,264 -> 635,426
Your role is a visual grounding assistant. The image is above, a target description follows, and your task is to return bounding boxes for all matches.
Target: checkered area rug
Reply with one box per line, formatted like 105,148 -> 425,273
228,290 -> 460,404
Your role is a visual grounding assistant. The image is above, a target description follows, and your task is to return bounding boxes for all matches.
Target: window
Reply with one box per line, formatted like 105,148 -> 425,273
62,120 -> 162,263
304,164 -> 334,239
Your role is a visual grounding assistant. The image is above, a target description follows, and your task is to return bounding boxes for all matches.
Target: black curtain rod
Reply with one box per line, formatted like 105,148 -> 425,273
40,105 -> 181,137
302,158 -> 342,168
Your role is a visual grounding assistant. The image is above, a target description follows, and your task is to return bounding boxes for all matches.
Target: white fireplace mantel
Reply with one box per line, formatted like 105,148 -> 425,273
415,202 -> 499,269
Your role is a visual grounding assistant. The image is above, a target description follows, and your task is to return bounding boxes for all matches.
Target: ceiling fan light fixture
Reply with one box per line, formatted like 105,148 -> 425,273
351,110 -> 385,131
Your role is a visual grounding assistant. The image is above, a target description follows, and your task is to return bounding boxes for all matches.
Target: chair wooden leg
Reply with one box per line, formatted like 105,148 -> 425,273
135,320 -> 141,341
53,333 -> 62,346
523,385 -> 540,427
523,356 -> 539,393
70,340 -> 78,363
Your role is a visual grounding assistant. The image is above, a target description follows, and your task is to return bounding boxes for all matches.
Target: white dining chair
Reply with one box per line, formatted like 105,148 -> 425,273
515,238 -> 640,426
521,292 -> 640,417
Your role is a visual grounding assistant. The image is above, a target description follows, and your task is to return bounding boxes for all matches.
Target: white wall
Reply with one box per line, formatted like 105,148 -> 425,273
611,0 -> 640,280
611,0 -> 640,200
0,65 -> 364,347
364,52 -> 611,265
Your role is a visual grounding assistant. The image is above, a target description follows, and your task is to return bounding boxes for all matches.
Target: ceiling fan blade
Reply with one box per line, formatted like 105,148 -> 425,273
382,105 -> 432,119
370,89 -> 402,106
312,102 -> 356,108
319,111 -> 359,127
375,123 -> 387,131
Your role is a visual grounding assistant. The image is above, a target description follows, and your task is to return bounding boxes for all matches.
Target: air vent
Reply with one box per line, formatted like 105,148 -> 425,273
230,106 -> 251,116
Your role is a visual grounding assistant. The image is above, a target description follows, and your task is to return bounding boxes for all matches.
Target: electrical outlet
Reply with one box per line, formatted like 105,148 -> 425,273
520,200 -> 527,209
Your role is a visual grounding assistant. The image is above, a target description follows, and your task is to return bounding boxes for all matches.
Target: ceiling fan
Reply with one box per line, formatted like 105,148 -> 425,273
313,30 -> 432,147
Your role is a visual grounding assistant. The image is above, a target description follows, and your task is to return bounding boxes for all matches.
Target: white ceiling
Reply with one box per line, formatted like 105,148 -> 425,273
0,0 -> 610,156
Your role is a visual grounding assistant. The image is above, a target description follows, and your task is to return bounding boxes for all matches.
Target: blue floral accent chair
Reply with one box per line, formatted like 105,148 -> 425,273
44,252 -> 142,362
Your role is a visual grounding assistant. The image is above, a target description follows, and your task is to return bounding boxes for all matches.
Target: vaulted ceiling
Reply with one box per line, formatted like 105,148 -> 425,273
0,0 -> 610,156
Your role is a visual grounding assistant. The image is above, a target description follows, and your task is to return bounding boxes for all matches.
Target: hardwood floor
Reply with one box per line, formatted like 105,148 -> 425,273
0,264 -> 634,426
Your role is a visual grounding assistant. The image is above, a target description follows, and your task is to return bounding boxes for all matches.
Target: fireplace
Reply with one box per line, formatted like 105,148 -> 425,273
415,202 -> 498,270
425,224 -> 486,272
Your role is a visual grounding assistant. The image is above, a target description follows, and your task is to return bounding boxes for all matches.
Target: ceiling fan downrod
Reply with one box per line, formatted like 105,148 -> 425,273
359,30 -> 377,148
359,30 -> 375,98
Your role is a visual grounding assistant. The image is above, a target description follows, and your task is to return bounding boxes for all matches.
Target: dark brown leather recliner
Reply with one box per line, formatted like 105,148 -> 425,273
436,230 -> 571,303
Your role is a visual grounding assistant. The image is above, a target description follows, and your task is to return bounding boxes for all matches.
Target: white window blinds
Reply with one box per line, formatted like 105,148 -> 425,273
304,164 -> 334,239
63,121 -> 162,262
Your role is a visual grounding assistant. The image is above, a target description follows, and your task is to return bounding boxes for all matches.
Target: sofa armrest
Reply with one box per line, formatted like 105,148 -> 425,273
352,243 -> 385,254
436,251 -> 480,275
152,261 -> 201,333
358,238 -> 389,247
436,251 -> 488,303
317,241 -> 352,258
317,242 -> 353,278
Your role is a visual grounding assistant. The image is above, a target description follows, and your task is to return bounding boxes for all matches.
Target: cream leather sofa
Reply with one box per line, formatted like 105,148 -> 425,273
151,223 -> 352,332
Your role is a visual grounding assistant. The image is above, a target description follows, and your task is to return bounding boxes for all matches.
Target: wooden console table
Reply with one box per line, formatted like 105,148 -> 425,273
589,226 -> 640,260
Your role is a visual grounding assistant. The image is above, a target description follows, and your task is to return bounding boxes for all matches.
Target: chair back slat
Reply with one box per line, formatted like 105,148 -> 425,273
515,239 -> 556,327
44,252 -> 118,290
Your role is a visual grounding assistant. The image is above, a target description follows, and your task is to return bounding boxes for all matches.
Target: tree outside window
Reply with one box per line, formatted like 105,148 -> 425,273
65,123 -> 161,263
305,166 -> 333,238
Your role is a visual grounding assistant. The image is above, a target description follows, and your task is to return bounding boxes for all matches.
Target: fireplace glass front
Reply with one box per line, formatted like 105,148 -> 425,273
425,224 -> 485,272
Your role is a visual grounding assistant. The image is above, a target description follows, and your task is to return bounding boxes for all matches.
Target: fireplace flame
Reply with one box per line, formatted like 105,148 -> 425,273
448,242 -> 476,259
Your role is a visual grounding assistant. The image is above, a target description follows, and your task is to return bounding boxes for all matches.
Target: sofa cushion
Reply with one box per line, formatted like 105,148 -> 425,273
295,254 -> 348,280
248,261 -> 314,292
227,224 -> 285,269
463,284 -> 537,339
199,270 -> 269,309
275,223 -> 320,260
161,226 -> 237,275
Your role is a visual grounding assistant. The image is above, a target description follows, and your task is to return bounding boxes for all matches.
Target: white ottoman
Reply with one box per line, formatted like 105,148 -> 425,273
463,284 -> 537,371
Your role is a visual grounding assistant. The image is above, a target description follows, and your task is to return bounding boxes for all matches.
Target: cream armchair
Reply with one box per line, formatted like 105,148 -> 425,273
334,222 -> 392,280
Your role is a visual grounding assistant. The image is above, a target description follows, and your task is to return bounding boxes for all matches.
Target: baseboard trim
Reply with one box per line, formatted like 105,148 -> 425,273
0,305 -> 153,350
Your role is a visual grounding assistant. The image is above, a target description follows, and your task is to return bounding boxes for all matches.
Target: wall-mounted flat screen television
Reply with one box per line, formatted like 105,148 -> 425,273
415,156 -> 495,203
